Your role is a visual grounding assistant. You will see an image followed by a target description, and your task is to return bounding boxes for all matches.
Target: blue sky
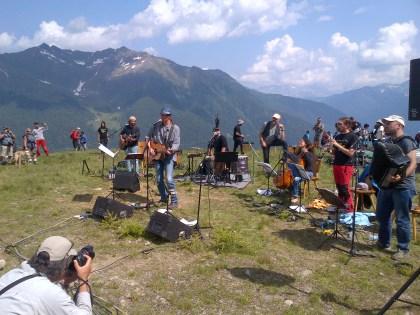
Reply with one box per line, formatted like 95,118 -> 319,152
0,0 -> 419,96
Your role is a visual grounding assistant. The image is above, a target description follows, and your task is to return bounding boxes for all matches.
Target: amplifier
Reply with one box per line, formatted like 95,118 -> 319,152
113,170 -> 140,192
92,196 -> 134,219
146,211 -> 193,242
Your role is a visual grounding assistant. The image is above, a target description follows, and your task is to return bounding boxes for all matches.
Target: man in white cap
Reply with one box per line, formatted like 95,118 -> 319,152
233,119 -> 245,154
120,115 -> 141,173
0,236 -> 93,314
259,113 -> 288,163
375,115 -> 417,260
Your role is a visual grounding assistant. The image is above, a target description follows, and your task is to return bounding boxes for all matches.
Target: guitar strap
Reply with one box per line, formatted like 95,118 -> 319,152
165,125 -> 175,149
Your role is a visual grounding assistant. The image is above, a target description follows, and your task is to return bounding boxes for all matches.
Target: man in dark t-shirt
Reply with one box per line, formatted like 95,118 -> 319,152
120,116 -> 140,173
376,115 -> 417,260
208,128 -> 229,155
233,119 -> 244,154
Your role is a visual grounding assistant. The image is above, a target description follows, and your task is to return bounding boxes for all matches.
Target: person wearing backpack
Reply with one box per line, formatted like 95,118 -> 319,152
0,127 -> 16,162
375,115 -> 417,260
80,131 -> 88,151
23,128 -> 37,163
70,128 -> 81,151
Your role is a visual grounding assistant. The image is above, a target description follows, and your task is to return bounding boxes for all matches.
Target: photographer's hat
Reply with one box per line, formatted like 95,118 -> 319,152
37,236 -> 77,261
272,113 -> 281,120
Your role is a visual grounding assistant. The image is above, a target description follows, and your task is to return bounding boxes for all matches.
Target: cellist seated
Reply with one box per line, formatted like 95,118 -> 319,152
287,138 -> 315,203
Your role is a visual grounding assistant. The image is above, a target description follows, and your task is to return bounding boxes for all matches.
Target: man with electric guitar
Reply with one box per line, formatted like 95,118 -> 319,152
120,116 -> 141,173
147,107 -> 181,209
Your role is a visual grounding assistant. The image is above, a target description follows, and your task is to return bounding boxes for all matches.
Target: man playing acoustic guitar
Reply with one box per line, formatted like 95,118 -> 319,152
120,116 -> 141,173
147,107 -> 181,209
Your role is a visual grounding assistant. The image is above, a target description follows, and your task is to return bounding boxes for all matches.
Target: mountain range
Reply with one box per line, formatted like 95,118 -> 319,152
0,44 -> 346,151
316,81 -> 420,137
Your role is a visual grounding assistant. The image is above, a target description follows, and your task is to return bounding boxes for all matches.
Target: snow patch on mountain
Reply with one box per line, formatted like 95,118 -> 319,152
73,81 -> 85,96
0,68 -> 8,79
74,60 -> 86,66
39,80 -> 51,85
92,58 -> 104,65
40,50 -> 66,63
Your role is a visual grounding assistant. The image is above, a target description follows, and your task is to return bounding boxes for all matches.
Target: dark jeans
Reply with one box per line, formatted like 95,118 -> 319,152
262,139 -> 288,164
376,188 -> 415,251
233,139 -> 243,154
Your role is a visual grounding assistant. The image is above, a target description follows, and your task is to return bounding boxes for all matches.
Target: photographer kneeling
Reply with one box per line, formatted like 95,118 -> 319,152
0,236 -> 93,314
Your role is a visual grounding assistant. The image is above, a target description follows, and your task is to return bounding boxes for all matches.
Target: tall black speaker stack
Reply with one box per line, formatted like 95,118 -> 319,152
409,58 -> 420,120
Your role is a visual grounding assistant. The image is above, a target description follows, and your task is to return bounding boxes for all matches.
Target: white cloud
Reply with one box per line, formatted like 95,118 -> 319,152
242,21 -> 419,96
241,34 -> 336,87
318,15 -> 333,22
358,21 -> 417,66
0,32 -> 15,48
330,32 -> 358,51
143,46 -> 158,55
0,0 -> 306,51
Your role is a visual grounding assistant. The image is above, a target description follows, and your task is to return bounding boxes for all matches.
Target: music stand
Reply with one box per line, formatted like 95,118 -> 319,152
98,144 -> 120,200
257,162 -> 278,196
316,188 -> 348,249
214,152 -> 238,184
288,163 -> 311,214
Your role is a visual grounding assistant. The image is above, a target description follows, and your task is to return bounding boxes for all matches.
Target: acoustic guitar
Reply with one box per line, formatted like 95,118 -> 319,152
119,135 -> 136,150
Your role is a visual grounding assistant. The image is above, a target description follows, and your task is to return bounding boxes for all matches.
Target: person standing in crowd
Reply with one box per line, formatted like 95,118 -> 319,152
120,116 -> 140,173
0,127 -> 16,162
148,107 -> 180,208
33,122 -> 49,157
70,127 -> 81,151
375,115 -> 417,260
22,128 -> 37,163
97,121 -> 109,147
360,123 -> 370,149
80,131 -> 88,151
208,127 -> 229,155
259,113 -> 288,164
330,117 -> 358,212
372,119 -> 385,145
0,236 -> 93,314
232,119 -> 245,154
415,131 -> 420,148
312,117 -> 324,147
303,130 -> 310,143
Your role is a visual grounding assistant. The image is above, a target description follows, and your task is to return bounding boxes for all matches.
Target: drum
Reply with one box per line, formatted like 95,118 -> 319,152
230,155 -> 249,175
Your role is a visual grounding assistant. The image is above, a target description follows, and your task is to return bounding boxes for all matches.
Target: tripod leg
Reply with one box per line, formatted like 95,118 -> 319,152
378,268 -> 420,314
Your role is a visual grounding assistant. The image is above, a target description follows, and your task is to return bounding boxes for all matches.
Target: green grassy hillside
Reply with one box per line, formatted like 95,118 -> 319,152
0,149 -> 419,314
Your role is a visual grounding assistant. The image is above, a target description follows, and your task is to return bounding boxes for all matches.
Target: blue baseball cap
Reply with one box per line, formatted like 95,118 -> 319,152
160,106 -> 172,115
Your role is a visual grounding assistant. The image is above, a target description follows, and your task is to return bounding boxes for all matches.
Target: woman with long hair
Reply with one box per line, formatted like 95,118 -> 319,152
330,117 -> 358,212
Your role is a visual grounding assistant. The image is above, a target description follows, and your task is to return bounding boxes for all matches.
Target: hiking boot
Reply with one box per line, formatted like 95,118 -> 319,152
391,249 -> 410,261
376,241 -> 392,253
158,198 -> 168,204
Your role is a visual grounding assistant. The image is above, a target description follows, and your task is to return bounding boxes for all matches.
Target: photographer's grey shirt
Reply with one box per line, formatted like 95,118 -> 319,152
0,261 -> 92,315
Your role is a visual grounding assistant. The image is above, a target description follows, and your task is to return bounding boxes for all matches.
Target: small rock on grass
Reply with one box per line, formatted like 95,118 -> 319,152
284,300 -> 293,306
0,259 -> 6,270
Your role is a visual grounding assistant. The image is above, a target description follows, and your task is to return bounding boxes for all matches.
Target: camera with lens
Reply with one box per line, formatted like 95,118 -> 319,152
68,245 -> 95,272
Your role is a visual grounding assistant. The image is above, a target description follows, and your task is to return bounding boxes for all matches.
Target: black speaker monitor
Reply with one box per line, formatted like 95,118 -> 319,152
147,211 -> 192,242
92,196 -> 134,219
113,170 -> 140,192
409,58 -> 420,120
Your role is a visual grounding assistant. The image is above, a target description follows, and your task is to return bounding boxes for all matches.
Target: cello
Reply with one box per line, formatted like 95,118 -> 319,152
273,161 -> 293,189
